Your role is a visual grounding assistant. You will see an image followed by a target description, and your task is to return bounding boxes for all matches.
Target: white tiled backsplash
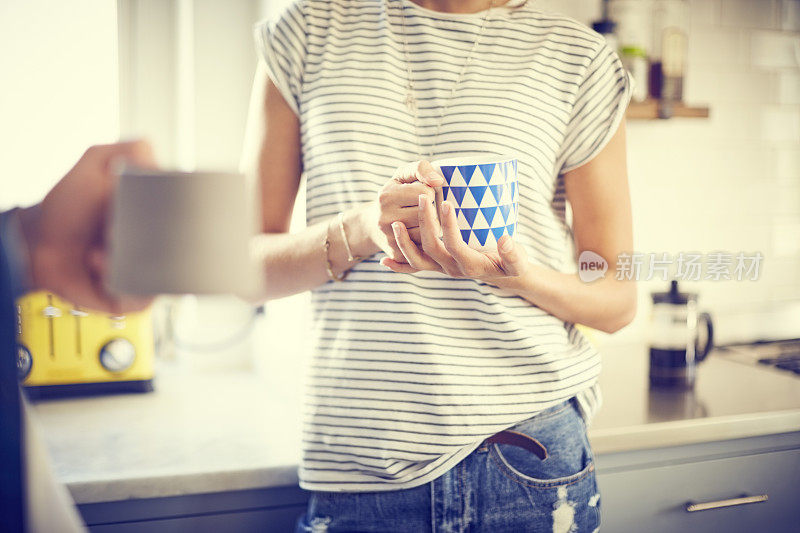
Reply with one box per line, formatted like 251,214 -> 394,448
537,0 -> 800,344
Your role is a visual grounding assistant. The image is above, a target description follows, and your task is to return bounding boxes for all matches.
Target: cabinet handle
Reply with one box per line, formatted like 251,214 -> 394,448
685,494 -> 768,513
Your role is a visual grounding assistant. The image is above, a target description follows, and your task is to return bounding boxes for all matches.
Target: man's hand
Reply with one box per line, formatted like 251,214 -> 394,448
18,140 -> 157,314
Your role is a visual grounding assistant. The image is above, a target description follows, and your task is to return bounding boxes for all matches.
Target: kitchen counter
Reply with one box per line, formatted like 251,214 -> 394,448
590,344 -> 800,454
31,343 -> 800,505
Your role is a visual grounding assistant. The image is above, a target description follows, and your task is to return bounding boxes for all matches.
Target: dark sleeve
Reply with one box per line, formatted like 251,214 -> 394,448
0,233 -> 25,533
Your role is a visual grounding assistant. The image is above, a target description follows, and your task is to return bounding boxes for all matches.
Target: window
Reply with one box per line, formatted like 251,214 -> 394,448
118,0 -> 311,370
0,0 -> 119,210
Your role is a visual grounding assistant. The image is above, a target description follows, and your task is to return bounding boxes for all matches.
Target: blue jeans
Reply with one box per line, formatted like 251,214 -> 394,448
295,399 -> 601,532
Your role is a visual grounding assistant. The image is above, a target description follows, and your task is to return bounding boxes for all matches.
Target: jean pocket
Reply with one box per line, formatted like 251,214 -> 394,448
488,403 -> 595,488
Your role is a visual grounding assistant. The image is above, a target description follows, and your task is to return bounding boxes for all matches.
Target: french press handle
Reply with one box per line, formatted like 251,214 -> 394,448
695,312 -> 714,363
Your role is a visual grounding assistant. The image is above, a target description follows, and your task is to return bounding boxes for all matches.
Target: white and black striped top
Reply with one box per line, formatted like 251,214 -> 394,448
255,0 -> 630,492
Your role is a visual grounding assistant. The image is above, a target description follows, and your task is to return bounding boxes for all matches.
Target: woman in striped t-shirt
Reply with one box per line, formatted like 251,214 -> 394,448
249,0 -> 635,531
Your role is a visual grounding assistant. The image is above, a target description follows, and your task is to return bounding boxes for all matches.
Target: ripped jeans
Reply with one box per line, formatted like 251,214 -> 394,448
295,398 -> 601,533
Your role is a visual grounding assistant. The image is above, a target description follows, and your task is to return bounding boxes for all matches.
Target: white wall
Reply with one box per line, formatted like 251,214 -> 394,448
629,0 -> 800,324
0,0 -> 119,210
537,0 -> 800,343
192,0 -> 260,170
119,0 -> 260,170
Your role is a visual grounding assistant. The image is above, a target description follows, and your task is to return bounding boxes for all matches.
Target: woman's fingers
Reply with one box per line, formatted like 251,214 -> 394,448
392,205 -> 427,226
392,160 -> 444,188
415,160 -> 445,188
399,182 -> 436,207
381,257 -> 420,274
391,221 -> 442,272
439,201 -> 462,247
383,200 -> 520,281
381,183 -> 435,215
378,231 -> 407,263
407,226 -> 422,244
375,159 -> 445,267
418,195 -> 461,276
440,201 -> 486,278
378,205 -> 424,261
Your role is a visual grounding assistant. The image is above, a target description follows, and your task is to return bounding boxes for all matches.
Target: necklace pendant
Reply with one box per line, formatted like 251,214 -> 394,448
404,91 -> 417,113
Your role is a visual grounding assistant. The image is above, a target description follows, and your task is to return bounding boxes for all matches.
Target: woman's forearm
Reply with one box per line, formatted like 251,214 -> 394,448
495,263 -> 637,333
253,203 -> 379,300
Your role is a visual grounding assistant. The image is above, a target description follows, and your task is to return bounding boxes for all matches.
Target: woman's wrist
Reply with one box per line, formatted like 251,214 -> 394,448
487,269 -> 528,293
345,202 -> 381,258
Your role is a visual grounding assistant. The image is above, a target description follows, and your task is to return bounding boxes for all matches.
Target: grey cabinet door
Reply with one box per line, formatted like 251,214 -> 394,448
597,448 -> 800,533
86,506 -> 306,533
79,486 -> 309,533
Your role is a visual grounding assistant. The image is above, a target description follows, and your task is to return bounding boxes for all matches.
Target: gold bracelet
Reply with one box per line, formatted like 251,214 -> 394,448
324,219 -> 347,282
337,211 -> 363,263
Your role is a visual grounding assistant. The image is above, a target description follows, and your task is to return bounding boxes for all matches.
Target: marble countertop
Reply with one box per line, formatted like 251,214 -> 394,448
32,343 -> 800,505
589,344 -> 800,454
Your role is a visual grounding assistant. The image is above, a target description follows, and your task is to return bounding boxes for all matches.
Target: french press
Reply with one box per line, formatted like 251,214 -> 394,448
649,280 -> 714,389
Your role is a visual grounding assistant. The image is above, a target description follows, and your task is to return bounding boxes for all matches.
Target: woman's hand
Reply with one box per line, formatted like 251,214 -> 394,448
381,193 -> 531,282
353,161 -> 444,263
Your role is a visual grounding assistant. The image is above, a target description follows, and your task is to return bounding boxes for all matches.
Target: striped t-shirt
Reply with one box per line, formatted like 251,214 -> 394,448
255,0 -> 630,492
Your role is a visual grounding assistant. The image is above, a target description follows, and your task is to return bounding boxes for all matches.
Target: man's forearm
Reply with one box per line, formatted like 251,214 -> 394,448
493,263 -> 637,333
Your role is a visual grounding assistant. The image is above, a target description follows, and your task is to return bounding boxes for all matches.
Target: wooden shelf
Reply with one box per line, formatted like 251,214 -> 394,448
626,99 -> 710,120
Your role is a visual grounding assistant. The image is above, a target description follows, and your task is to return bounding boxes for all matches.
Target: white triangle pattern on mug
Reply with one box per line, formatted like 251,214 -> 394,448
475,167 -> 488,185
501,185 -> 514,205
449,168 -> 468,187
488,166 -> 504,185
456,209 -> 469,228
487,208 -> 503,227
476,188 -> 492,208
473,209 -> 491,230
460,188 -> 480,209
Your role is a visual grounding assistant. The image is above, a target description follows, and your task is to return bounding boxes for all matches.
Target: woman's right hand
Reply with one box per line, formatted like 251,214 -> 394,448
353,161 -> 444,263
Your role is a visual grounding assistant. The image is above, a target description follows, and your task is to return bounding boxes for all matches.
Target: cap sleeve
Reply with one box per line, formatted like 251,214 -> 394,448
558,41 -> 632,174
253,1 -> 308,116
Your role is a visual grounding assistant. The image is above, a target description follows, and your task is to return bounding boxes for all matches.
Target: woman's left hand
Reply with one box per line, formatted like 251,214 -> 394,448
381,194 -> 530,282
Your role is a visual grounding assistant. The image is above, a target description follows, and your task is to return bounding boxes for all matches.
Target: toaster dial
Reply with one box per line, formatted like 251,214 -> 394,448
16,344 -> 32,381
99,338 -> 136,373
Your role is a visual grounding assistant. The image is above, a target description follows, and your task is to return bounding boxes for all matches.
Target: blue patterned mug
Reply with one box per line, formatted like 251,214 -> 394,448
433,155 -> 519,251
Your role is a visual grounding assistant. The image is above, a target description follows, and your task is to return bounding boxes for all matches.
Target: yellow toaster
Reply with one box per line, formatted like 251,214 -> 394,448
15,291 -> 154,397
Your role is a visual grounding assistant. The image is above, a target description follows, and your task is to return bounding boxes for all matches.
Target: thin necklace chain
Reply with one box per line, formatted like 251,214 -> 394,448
394,0 -> 495,160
